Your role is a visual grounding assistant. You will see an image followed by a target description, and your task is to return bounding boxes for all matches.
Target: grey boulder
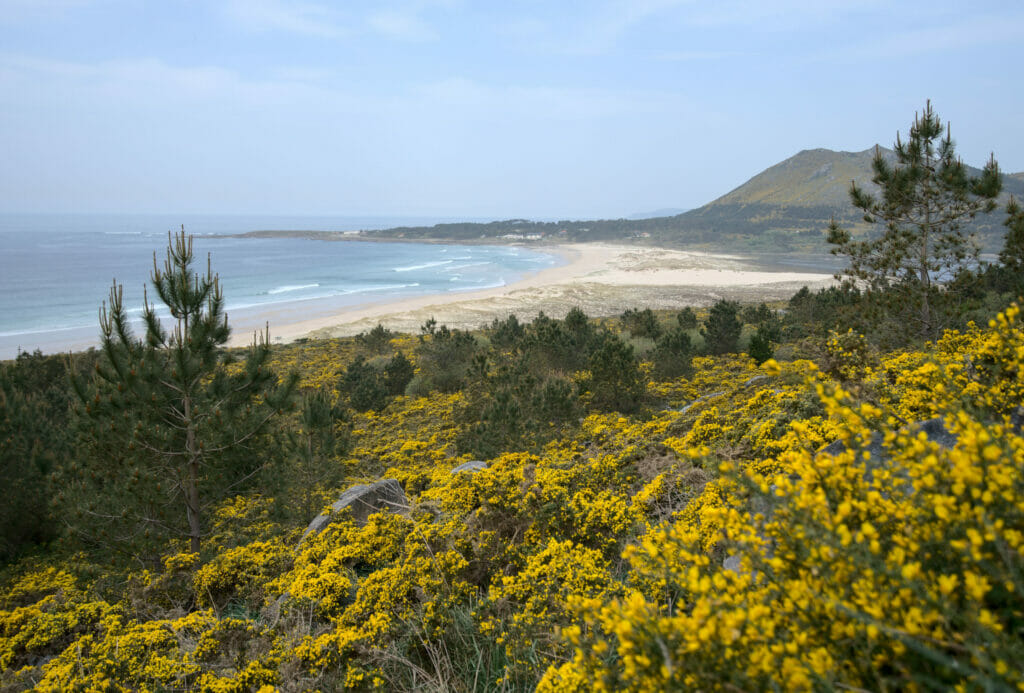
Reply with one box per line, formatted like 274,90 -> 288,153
301,479 -> 407,540
452,460 -> 487,474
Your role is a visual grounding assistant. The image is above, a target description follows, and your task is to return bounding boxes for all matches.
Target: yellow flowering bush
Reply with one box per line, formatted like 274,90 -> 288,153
192,540 -> 292,612
541,304 -> 1024,692
4,302 -> 1024,691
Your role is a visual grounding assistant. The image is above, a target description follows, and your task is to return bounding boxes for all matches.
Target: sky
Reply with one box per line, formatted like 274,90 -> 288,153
1,0 -> 1022,220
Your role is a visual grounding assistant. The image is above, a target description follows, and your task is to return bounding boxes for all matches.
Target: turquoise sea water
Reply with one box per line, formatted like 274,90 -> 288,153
0,214 -> 562,358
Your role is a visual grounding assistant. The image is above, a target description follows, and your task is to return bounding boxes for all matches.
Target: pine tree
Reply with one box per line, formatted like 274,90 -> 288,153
0,351 -> 73,560
586,333 -> 644,412
70,227 -> 296,556
342,356 -> 389,412
652,327 -> 694,379
747,324 -> 774,365
828,101 -> 1001,340
677,307 -> 698,330
999,198 -> 1024,274
701,300 -> 742,355
286,390 -> 348,520
384,352 -> 415,396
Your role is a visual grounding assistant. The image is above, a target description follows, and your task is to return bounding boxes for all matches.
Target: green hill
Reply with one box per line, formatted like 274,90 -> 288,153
663,147 -> 1024,251
341,149 -> 1023,253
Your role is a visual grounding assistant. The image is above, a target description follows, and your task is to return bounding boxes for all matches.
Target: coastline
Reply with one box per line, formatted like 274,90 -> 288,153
0,242 -> 835,359
225,243 -> 835,348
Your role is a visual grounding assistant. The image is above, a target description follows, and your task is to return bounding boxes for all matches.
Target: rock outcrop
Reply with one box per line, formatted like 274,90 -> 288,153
301,479 -> 407,540
451,460 -> 487,474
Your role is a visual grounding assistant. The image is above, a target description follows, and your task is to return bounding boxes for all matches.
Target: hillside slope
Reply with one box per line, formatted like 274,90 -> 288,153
667,147 -> 1024,250
343,150 -> 1022,252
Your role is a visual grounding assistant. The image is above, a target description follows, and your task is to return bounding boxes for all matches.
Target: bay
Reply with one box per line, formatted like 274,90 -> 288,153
0,213 -> 562,358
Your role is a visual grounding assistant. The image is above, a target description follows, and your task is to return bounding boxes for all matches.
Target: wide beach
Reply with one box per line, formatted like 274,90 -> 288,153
226,243 -> 835,347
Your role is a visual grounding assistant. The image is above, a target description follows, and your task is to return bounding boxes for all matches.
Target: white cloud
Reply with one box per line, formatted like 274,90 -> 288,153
561,0 -> 694,55
222,0 -> 346,38
367,8 -> 437,41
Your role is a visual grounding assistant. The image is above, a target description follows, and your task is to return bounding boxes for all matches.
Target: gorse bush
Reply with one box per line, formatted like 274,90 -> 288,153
544,310 -> 1024,690
7,105 -> 1024,688
4,283 -> 1024,689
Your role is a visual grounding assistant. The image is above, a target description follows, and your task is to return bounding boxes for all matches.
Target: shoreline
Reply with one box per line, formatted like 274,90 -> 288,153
0,242 -> 835,359
225,243 -> 835,348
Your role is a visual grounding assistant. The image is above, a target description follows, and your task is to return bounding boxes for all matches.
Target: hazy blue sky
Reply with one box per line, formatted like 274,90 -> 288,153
1,0 -> 1022,219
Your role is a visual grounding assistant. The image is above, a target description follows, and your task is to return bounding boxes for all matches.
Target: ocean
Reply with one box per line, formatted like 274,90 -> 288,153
0,213 -> 563,358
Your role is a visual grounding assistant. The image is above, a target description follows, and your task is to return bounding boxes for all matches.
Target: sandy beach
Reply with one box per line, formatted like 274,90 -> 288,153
226,243 -> 835,347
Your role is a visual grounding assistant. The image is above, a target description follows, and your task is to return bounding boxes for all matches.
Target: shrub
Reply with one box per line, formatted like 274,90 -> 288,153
489,314 -> 525,350
701,299 -> 742,355
355,323 -> 394,354
677,306 -> 698,330
747,323 -> 774,365
342,356 -> 389,412
415,321 -> 480,393
586,333 -> 644,412
383,352 -> 415,396
621,308 -> 662,339
652,327 -> 695,379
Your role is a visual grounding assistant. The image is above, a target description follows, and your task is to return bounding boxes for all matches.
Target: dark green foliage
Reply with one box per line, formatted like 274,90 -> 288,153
784,284 -> 862,338
828,101 -> 1002,342
355,323 -> 394,354
999,198 -> 1024,274
460,386 -> 524,460
621,308 -> 662,339
413,320 -> 480,393
586,332 -> 644,412
342,356 -> 389,412
0,351 -> 79,561
701,300 -> 742,355
531,377 -> 577,424
488,314 -> 525,350
561,307 -> 598,361
677,307 -> 698,330
457,310 -> 602,457
384,352 -> 415,396
457,361 -> 578,459
564,307 -> 592,336
67,228 -> 296,556
652,328 -> 694,380
520,311 -> 592,375
280,390 -> 349,520
747,324 -> 775,365
741,303 -> 774,326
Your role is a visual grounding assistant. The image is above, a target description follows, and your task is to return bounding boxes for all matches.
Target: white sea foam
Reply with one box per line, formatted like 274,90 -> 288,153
340,283 -> 420,295
0,324 -> 87,337
443,262 -> 489,272
267,283 -> 320,295
393,260 -> 453,272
